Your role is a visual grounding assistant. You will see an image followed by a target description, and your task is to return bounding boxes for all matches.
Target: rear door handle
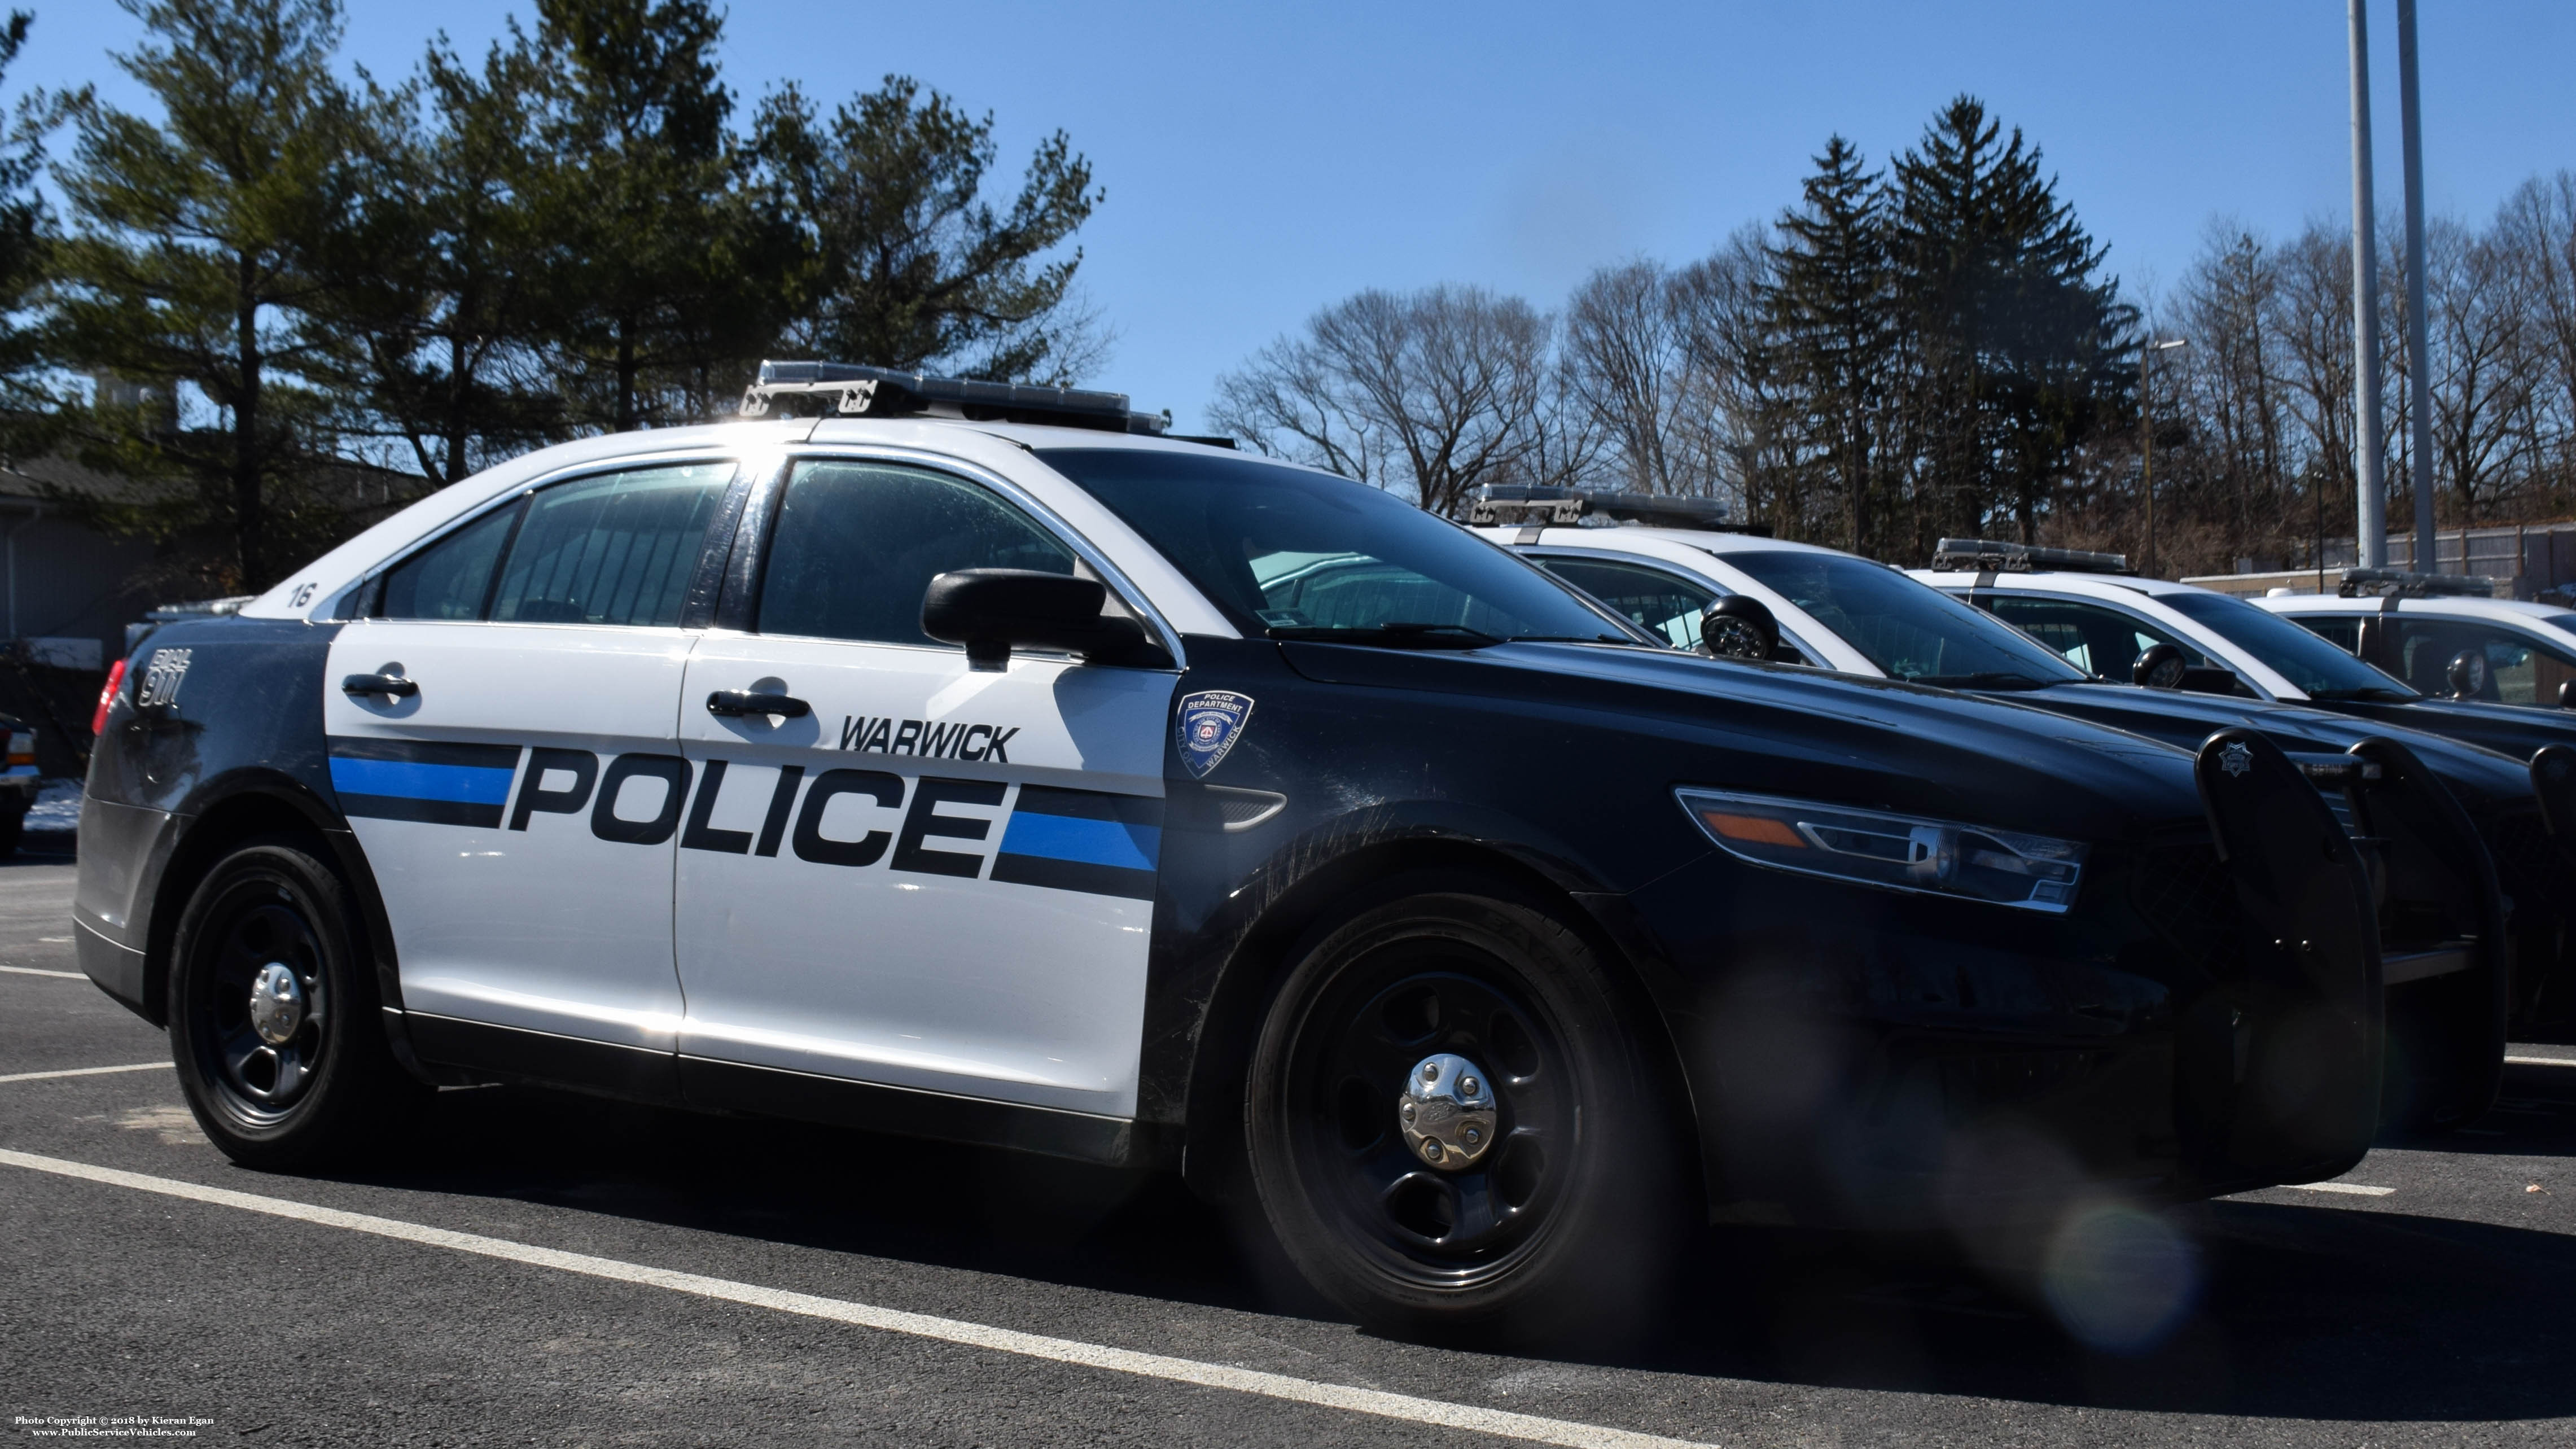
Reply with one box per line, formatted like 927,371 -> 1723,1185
341,672 -> 418,698
706,689 -> 810,718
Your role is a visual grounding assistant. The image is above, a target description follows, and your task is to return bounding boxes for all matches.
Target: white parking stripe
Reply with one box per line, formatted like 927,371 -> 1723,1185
2505,1056 -> 2576,1068
0,965 -> 85,979
0,1062 -> 170,1084
2290,1181 -> 2395,1197
0,1148 -> 1707,1449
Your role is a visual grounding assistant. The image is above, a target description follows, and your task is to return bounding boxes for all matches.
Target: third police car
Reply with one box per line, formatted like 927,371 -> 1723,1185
80,364 -> 2403,1341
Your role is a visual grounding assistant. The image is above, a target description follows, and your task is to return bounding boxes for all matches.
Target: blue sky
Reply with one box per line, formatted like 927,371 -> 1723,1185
23,2 -> 2576,432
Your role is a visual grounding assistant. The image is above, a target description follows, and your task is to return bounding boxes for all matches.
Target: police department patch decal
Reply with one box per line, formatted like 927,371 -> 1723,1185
2220,741 -> 2253,778
1177,690 -> 1254,778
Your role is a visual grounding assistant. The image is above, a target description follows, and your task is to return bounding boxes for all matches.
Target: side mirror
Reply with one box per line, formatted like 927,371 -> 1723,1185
921,569 -> 1171,671
2560,680 -> 2574,710
1698,594 -> 1780,663
2447,650 -> 2487,700
2133,642 -> 2189,689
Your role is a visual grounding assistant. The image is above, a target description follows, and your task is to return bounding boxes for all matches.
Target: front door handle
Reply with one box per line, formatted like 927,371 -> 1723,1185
706,689 -> 811,719
341,672 -> 418,698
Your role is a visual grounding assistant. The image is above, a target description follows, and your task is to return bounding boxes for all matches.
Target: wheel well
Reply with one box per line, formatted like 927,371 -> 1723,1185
1180,837 -> 1702,1207
142,789 -> 369,1028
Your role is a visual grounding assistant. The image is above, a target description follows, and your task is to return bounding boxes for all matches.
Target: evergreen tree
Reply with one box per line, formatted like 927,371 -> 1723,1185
48,0 -> 371,589
1889,96 -> 2135,548
752,76 -> 1103,383
1764,136 -> 1891,553
0,9 -> 51,446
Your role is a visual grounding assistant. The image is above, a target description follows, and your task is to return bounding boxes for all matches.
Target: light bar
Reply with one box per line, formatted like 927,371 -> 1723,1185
2334,568 -> 2501,599
1929,538 -> 2133,575
738,360 -> 1168,435
1469,485 -> 1768,533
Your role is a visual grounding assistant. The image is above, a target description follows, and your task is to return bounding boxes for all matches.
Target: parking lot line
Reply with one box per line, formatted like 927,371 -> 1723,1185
0,1062 -> 171,1084
0,965 -> 85,979
2290,1181 -> 2397,1197
0,1147 -> 1707,1449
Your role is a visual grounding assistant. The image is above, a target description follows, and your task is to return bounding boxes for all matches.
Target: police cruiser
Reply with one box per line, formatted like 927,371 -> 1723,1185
1470,493 -> 2558,1074
2253,570 -> 2576,715
80,364 -> 2400,1340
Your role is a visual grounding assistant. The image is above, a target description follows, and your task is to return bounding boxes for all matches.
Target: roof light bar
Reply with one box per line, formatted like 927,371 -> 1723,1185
1929,538 -> 2133,575
737,360 -> 1169,436
1469,484 -> 1771,534
2334,568 -> 2501,599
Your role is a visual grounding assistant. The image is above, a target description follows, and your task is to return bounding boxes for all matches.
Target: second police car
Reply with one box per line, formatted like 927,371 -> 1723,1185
80,364 -> 2403,1341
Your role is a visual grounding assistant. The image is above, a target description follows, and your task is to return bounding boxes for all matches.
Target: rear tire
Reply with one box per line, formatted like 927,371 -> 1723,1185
168,837 -> 414,1168
1243,877 -> 1689,1345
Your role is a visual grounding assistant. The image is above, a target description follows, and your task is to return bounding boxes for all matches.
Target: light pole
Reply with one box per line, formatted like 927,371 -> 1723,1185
2140,337 -> 2189,577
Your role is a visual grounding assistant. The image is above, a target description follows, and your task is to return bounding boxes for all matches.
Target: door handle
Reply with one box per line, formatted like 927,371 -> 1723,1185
706,689 -> 811,718
341,672 -> 418,698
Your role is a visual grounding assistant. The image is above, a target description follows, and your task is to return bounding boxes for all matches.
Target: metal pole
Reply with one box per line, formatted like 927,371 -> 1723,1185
2141,349 -> 2155,577
2398,0 -> 2437,571
2350,0 -> 2389,568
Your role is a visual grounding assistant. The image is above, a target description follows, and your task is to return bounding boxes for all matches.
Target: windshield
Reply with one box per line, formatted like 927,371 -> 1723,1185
2161,590 -> 2417,699
1035,449 -> 1637,646
1719,549 -> 2088,687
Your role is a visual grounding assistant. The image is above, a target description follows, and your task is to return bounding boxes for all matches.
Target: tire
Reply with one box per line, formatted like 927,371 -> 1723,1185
1242,877 -> 1689,1344
167,836 -> 413,1168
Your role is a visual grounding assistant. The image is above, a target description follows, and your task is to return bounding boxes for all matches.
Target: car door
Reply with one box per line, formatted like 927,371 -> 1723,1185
1526,552 -> 1829,663
1982,594 -> 2211,682
323,458 -> 738,1055
2395,615 -> 2576,707
671,455 -> 1180,1119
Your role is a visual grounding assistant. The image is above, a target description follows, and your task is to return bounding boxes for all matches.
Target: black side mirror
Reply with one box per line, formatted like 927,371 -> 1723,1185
2133,642 -> 2189,689
2446,650 -> 2487,700
2535,746 -> 2576,845
1699,594 -> 1780,662
921,569 -> 1171,671
2560,680 -> 2574,710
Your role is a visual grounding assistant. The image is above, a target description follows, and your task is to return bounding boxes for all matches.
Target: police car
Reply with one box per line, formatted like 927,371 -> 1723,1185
1469,495 -> 2556,1072
2253,571 -> 2576,715
0,711 -> 38,854
78,364 -> 2399,1339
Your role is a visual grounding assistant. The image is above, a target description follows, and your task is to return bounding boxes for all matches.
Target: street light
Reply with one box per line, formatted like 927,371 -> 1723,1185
2140,337 -> 2189,577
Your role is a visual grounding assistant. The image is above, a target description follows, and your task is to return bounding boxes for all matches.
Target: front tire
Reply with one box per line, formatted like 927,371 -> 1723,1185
168,837 -> 411,1168
1243,878 -> 1689,1343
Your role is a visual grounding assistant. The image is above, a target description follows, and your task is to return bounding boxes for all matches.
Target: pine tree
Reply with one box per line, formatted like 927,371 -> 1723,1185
1764,136 -> 1890,553
1889,96 -> 2135,549
48,0 -> 371,589
0,10 -> 50,445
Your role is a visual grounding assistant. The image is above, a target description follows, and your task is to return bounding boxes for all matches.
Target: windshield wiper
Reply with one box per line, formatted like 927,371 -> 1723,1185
1267,622 -> 1502,650
1905,671 -> 2058,691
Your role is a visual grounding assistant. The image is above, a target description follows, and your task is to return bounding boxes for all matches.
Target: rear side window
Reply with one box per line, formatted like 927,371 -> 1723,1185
487,463 -> 732,627
379,504 -> 517,620
2294,614 -> 2363,653
756,459 -> 1075,647
1985,596 -> 2203,678
1537,557 -> 1715,649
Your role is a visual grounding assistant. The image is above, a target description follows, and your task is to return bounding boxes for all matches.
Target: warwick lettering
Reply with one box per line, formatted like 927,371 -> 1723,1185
838,713 -> 1020,763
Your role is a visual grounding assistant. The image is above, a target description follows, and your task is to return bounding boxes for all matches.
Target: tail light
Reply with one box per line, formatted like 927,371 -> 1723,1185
92,657 -> 128,736
4,729 -> 32,769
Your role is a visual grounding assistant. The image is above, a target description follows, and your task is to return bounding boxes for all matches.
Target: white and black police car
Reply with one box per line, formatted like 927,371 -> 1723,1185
78,364 -> 2402,1341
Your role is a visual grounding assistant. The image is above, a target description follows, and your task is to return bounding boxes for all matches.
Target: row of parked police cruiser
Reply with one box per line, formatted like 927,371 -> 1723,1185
76,361 -> 2576,1343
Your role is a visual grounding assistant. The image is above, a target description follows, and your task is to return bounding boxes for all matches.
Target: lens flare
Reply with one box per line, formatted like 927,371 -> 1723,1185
2040,1201 -> 2201,1354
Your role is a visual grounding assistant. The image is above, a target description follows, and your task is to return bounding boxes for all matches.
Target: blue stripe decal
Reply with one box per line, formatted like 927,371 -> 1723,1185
328,756 -> 515,806
997,811 -> 1160,872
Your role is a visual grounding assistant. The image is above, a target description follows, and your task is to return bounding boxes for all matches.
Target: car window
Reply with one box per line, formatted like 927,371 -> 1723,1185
1984,596 -> 2200,681
379,502 -> 519,620
2397,618 -> 2576,706
1535,557 -> 1716,649
2160,589 -> 2415,699
485,463 -> 733,627
757,459 -> 1076,647
1710,551 -> 2087,686
1033,448 -> 1632,644
2291,614 -> 2364,653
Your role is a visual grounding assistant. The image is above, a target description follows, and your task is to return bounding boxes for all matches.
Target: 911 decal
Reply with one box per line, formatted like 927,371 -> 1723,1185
326,736 -> 1158,898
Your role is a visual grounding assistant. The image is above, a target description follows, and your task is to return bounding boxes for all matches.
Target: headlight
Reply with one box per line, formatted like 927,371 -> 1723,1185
1675,787 -> 2088,914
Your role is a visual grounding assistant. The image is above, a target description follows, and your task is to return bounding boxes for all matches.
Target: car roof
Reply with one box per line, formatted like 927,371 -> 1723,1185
1484,524 -> 1855,559
2259,592 -> 2574,620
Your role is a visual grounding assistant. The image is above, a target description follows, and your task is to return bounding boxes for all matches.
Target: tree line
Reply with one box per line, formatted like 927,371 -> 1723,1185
1219,100 -> 2576,580
0,0 -> 1102,592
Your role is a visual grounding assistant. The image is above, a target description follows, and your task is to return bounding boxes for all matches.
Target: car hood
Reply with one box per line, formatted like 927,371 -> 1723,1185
1277,641 -> 2211,846
2012,682 -> 2538,811
2317,695 -> 2576,763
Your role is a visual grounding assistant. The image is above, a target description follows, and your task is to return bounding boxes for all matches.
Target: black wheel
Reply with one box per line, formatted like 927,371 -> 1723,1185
1243,878 -> 1688,1343
168,837 -> 412,1167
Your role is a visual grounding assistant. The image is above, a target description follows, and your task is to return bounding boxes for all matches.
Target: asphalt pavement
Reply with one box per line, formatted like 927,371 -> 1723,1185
2,845 -> 2571,1447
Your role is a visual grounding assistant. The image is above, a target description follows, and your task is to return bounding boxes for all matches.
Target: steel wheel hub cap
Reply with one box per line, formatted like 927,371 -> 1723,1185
1399,1053 -> 1497,1170
248,962 -> 306,1045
